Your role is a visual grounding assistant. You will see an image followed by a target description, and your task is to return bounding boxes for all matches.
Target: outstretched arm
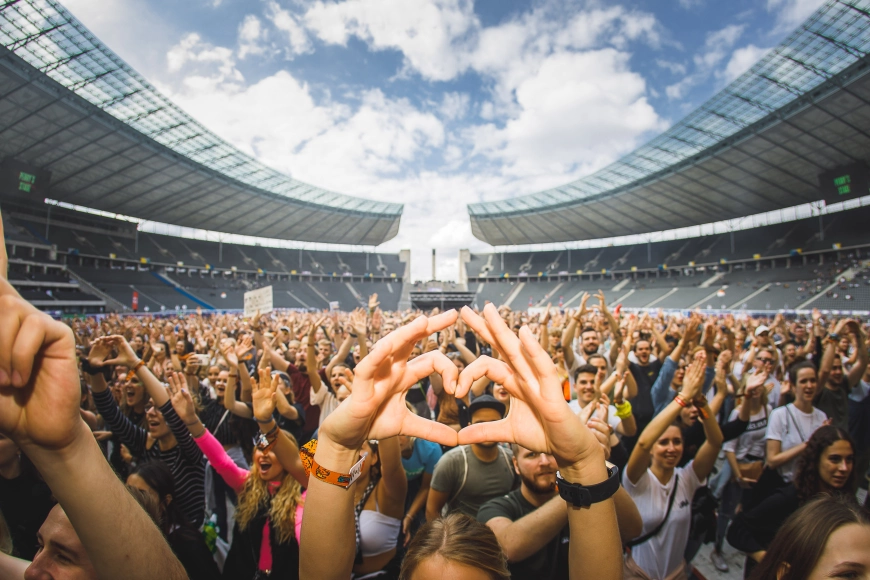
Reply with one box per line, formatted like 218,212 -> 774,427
0,281 -> 187,580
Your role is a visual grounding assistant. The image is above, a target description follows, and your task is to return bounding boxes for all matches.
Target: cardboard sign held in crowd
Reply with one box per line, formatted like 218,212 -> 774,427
244,286 -> 273,318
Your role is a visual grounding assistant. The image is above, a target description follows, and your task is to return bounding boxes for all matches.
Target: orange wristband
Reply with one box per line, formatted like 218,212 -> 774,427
125,360 -> 145,381
300,439 -> 367,489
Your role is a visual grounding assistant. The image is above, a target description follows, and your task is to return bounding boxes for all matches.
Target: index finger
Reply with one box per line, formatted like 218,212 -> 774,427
0,210 -> 6,281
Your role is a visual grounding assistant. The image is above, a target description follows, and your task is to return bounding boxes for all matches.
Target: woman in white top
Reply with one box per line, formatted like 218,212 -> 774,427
711,372 -> 770,571
623,353 -> 723,580
765,361 -> 829,485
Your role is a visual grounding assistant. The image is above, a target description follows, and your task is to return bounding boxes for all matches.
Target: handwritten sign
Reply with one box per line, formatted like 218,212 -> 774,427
244,286 -> 273,318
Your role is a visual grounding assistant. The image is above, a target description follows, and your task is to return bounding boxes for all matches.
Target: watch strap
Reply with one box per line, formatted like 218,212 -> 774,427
556,464 -> 620,507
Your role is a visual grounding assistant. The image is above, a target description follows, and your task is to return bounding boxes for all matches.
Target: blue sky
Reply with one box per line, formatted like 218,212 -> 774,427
61,0 -> 826,281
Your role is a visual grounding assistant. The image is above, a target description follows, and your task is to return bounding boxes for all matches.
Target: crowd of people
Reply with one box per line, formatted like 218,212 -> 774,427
0,217 -> 869,580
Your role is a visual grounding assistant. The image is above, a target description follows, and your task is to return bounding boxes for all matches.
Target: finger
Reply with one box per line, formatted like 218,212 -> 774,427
0,300 -> 23,384
456,356 -> 515,400
460,306 -> 500,355
400,413 -> 458,447
456,416 -> 515,447
483,305 -> 534,380
517,325 -> 557,386
404,351 -> 458,396
10,312 -> 48,387
270,373 -> 280,395
355,315 -> 431,381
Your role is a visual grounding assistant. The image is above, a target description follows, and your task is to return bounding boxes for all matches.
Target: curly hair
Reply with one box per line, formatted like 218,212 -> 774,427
794,425 -> 856,502
235,431 -> 304,545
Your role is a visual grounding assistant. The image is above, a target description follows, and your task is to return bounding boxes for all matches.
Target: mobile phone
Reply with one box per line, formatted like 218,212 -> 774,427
192,354 -> 210,366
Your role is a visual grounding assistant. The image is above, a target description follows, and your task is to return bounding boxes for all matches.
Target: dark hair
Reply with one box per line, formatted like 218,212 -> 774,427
573,364 -> 598,381
130,461 -> 200,541
400,513 -> 510,579
748,495 -> 869,580
794,426 -> 856,501
580,327 -> 598,337
787,360 -> 816,385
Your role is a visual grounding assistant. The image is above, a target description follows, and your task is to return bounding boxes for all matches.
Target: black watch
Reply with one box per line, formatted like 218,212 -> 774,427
556,465 -> 620,507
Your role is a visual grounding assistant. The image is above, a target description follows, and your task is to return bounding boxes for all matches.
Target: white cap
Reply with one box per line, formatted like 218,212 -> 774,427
755,325 -> 770,337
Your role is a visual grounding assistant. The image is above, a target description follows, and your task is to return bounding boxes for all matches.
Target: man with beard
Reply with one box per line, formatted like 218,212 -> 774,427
478,445 -> 643,579
426,396 -> 515,520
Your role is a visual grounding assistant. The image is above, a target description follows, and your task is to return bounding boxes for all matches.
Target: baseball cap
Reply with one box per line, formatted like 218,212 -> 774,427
468,394 -> 506,418
755,325 -> 770,337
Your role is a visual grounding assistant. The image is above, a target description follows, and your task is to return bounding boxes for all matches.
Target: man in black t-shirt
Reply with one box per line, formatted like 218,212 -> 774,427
628,339 -> 663,429
477,445 -> 569,579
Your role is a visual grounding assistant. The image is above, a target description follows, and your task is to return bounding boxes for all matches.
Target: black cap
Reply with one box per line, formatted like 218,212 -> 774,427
468,394 -> 506,418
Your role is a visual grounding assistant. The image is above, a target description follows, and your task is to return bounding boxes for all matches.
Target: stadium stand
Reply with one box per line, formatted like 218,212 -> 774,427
2,202 -> 406,313
466,206 -> 870,312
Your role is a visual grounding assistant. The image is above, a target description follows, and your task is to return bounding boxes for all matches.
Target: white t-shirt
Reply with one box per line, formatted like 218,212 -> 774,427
623,461 -> 705,579
310,385 -> 340,425
850,380 -> 870,402
568,399 -> 621,433
765,404 -> 828,482
723,406 -> 770,462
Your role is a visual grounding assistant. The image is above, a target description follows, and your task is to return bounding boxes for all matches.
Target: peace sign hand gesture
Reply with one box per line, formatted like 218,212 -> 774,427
456,304 -> 606,480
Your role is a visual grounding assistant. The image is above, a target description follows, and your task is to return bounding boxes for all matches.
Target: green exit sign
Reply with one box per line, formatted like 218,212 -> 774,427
17,171 -> 36,192
833,174 -> 851,195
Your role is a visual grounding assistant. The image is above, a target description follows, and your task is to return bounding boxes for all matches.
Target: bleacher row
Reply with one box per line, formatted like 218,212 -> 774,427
5,203 -> 870,314
470,260 -> 870,312
3,208 -> 405,313
466,205 -> 870,278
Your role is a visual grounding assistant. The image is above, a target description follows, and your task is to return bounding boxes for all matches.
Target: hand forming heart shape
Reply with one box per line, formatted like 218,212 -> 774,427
317,303 -> 606,474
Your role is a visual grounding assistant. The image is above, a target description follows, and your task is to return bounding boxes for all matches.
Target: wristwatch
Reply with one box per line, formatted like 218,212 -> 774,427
556,465 -> 620,507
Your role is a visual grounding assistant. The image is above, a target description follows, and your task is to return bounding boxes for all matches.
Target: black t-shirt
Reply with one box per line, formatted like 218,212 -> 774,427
0,468 -> 55,560
629,359 -> 664,422
477,489 -> 569,580
817,380 -> 849,431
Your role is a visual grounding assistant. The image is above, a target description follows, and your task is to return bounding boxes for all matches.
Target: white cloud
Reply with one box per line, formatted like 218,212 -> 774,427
304,0 -> 477,81
439,92 -> 470,121
678,0 -> 704,8
721,44 -> 772,83
471,49 -> 665,179
657,59 -> 687,75
267,1 -> 313,56
766,0 -> 826,31
238,15 -> 266,59
664,24 -> 745,100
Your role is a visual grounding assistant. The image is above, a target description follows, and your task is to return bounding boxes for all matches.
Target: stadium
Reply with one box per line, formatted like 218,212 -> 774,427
2,0 -> 870,317
2,1 -> 870,579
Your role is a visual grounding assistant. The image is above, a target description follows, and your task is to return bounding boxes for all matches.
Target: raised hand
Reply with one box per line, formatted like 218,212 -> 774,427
221,340 -> 239,368
318,311 -> 461,451
679,351 -> 706,400
99,335 -> 140,367
746,370 -> 768,396
237,334 -> 254,356
456,304 -> 606,474
252,369 -> 279,422
167,372 -> 197,425
368,293 -> 380,311
0,211 -> 6,280
0,279 -> 82,451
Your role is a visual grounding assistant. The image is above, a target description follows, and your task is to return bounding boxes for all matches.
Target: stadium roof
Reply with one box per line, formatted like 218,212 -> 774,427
469,0 -> 870,246
0,0 -> 401,246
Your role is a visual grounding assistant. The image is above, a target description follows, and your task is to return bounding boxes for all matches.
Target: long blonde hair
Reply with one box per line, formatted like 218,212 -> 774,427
234,432 -> 304,545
